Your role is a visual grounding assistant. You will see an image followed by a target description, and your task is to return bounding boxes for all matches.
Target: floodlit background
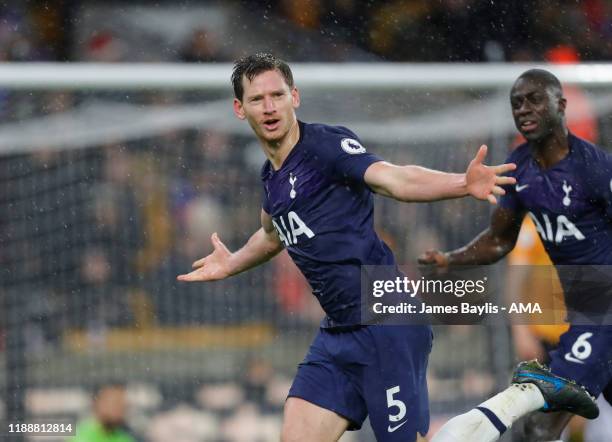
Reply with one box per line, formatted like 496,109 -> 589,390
1,1 -> 612,441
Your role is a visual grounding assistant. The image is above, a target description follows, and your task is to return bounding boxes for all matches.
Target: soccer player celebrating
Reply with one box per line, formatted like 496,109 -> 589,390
177,52 -> 517,442
421,69 -> 609,442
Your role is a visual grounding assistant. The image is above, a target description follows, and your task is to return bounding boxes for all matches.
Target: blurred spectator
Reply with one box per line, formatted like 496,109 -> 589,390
269,0 -> 612,61
70,383 -> 136,442
367,1 -> 431,60
76,247 -> 133,330
0,13 -> 43,61
93,145 -> 144,287
180,27 -> 227,62
84,31 -> 126,62
279,0 -> 322,29
242,357 -> 274,406
131,153 -> 173,274
1,1 -> 611,63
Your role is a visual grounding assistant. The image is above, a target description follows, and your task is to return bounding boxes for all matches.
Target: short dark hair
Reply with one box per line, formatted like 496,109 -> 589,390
231,53 -> 294,100
92,382 -> 126,400
516,68 -> 563,98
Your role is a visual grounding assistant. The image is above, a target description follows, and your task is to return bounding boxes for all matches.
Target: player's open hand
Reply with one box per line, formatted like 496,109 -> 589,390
177,233 -> 232,282
466,145 -> 516,204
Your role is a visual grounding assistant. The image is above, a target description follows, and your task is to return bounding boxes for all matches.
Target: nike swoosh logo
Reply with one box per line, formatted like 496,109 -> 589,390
388,421 -> 407,433
516,373 -> 565,392
565,352 -> 585,364
515,184 -> 529,192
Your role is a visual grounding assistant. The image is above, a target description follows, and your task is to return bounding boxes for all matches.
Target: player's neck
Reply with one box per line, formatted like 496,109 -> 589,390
261,118 -> 300,170
530,127 -> 569,169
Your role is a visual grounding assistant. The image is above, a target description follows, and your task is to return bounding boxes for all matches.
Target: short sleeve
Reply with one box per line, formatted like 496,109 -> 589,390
586,148 -> 612,219
262,183 -> 271,214
312,126 -> 383,183
499,153 -> 523,212
259,160 -> 272,214
499,184 -> 522,211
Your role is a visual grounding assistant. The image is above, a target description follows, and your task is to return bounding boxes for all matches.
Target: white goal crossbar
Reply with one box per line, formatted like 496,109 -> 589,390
2,62 -> 612,154
0,63 -> 612,90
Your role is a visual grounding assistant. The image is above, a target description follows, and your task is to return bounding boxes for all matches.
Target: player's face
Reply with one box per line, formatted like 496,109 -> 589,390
94,386 -> 127,429
510,78 -> 566,141
233,69 -> 300,143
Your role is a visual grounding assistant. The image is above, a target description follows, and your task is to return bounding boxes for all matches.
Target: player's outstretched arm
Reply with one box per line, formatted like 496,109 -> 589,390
418,206 -> 525,267
177,210 -> 283,282
364,145 -> 516,203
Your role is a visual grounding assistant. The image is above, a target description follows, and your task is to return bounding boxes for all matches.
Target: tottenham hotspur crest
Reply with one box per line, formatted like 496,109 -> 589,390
289,173 -> 297,199
562,180 -> 572,207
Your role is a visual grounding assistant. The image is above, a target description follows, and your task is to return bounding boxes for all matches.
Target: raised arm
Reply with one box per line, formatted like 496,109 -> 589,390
364,145 -> 516,203
419,206 -> 525,267
177,210 -> 284,282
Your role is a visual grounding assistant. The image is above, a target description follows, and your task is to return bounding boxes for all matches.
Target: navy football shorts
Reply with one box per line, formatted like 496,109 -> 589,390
549,325 -> 612,404
288,324 -> 433,441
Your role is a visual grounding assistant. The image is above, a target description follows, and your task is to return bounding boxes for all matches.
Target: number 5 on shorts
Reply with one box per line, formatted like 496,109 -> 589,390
386,386 -> 407,422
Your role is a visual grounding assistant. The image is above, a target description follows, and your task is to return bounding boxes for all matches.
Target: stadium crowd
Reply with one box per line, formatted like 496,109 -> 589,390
0,0 -> 611,63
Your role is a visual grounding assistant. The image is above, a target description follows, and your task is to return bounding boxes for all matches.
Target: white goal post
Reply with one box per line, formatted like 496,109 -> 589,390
0,62 -> 611,90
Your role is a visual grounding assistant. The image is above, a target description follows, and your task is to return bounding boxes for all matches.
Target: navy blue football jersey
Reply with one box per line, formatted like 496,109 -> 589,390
261,121 -> 393,328
501,134 -> 612,315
